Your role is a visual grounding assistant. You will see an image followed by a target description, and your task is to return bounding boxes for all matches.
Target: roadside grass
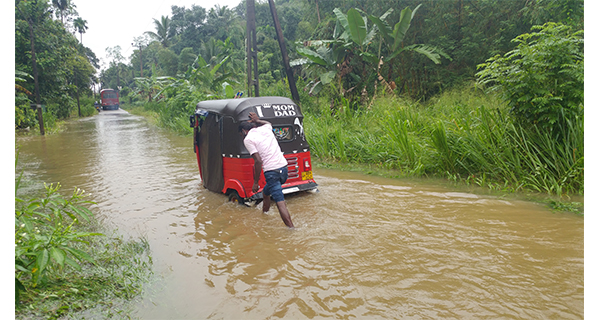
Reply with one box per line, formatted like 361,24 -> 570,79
121,101 -> 193,135
120,102 -> 160,126
70,96 -> 98,118
121,83 -> 583,213
302,85 -> 583,212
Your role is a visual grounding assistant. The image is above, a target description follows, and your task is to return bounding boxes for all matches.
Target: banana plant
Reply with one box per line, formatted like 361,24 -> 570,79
186,54 -> 234,94
295,4 -> 449,103
368,5 -> 449,64
133,65 -> 173,102
15,70 -> 33,96
333,7 -> 380,64
155,54 -> 236,101
295,40 -> 346,96
295,8 -> 392,97
366,5 -> 450,97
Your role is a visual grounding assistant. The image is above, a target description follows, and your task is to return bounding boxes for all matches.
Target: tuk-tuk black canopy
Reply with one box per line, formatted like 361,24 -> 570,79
195,96 -> 303,121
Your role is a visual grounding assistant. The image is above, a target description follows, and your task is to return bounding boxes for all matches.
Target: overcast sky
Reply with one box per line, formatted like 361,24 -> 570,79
74,0 -> 243,71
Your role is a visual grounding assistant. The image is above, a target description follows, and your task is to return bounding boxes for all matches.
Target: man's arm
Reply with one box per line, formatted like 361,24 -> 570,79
248,112 -> 270,127
251,152 -> 263,193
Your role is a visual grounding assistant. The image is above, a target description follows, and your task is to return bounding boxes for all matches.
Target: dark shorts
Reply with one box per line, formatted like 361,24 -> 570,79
263,166 -> 288,203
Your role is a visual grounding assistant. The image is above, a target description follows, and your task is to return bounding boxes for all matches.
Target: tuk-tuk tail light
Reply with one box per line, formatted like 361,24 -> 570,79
304,159 -> 310,170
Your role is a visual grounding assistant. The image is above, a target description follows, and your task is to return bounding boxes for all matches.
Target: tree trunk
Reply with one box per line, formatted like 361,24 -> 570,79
316,0 -> 321,24
77,88 -> 81,117
18,6 -> 45,135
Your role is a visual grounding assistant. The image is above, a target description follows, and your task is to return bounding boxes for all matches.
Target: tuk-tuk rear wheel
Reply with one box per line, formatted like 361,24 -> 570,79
228,191 -> 247,206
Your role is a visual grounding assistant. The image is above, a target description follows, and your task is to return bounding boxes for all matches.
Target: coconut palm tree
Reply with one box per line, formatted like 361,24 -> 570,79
51,0 -> 69,25
144,16 -> 173,48
73,17 -> 88,43
206,5 -> 235,41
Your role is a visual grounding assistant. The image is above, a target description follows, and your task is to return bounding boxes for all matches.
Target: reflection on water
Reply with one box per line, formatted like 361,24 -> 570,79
16,110 -> 583,319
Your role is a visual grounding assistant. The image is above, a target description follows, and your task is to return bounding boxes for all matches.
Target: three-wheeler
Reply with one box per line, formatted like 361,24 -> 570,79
190,96 -> 318,205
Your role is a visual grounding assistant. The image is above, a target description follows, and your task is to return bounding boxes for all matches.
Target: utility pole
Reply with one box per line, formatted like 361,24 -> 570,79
246,0 -> 259,97
268,0 -> 300,103
132,42 -> 144,77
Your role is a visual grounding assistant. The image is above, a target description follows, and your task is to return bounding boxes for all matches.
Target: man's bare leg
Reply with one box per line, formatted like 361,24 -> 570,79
276,201 -> 294,228
262,196 -> 271,213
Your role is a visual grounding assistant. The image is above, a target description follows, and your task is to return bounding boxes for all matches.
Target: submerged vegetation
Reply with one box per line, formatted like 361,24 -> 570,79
15,159 -> 153,319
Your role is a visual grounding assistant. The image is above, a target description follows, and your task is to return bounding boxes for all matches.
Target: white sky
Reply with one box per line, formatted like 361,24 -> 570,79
74,0 -> 243,71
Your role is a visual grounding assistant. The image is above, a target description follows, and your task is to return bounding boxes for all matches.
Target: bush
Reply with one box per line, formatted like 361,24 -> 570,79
476,22 -> 583,136
15,179 -> 101,303
73,96 -> 97,117
15,96 -> 38,129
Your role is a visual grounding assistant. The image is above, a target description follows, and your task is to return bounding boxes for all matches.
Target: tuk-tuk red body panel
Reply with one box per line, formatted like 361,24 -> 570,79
219,151 -> 316,199
222,157 -> 259,198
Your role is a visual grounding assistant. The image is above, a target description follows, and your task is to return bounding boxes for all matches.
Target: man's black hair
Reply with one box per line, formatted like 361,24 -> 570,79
238,121 -> 255,132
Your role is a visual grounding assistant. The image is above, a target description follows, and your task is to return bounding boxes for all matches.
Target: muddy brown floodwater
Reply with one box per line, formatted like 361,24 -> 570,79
16,110 -> 583,319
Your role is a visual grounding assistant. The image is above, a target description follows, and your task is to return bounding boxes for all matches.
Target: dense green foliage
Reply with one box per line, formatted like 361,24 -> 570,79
476,22 -> 583,135
16,0 -> 584,130
98,0 -> 581,100
15,0 -> 99,131
98,0 -> 582,129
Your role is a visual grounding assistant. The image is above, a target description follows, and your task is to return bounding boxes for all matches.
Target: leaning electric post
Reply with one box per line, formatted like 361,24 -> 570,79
268,0 -> 300,104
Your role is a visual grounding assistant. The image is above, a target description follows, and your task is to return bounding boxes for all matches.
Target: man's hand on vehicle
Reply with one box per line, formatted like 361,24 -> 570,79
248,112 -> 259,122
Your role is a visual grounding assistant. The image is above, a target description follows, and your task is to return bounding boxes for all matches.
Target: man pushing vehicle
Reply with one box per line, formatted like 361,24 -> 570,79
239,112 -> 294,228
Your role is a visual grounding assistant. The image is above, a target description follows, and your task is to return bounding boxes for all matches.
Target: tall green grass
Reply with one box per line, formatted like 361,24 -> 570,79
303,85 -> 583,196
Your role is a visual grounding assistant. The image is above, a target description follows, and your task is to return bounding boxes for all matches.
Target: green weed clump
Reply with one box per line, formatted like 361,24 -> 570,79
302,85 -> 583,197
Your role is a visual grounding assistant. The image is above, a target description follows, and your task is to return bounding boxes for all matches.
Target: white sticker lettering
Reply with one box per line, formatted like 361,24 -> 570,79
255,106 -> 264,117
273,105 -> 296,117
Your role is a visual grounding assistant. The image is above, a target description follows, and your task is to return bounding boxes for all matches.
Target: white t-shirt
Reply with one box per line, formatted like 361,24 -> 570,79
243,123 -> 288,171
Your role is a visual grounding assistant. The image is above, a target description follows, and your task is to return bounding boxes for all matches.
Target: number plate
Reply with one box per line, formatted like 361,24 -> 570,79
302,171 -> 313,180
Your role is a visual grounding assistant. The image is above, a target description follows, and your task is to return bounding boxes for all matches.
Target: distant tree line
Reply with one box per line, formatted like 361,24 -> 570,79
16,0 -> 98,129
97,0 -> 581,102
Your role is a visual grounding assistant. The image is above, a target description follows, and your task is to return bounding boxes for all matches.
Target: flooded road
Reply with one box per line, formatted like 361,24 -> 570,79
16,110 -> 583,319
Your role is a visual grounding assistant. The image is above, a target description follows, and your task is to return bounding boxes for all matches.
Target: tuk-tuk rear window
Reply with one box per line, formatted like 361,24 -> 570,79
273,126 -> 293,142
